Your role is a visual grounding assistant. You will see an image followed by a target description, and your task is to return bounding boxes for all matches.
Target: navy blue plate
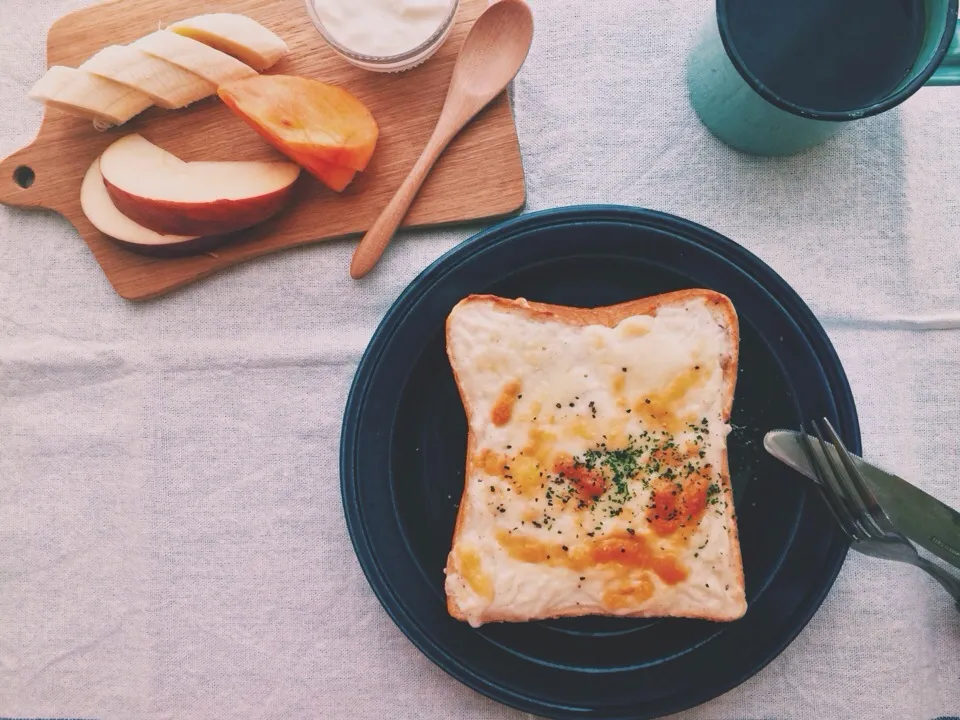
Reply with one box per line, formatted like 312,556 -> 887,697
341,206 -> 859,719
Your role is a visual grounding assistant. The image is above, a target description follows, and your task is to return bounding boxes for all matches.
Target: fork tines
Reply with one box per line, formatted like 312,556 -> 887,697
798,418 -> 886,541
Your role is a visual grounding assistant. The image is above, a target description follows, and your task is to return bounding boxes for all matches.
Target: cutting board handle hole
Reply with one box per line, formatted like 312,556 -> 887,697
13,165 -> 35,189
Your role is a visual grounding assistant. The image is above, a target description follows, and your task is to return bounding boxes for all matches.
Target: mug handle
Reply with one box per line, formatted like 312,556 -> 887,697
927,18 -> 960,85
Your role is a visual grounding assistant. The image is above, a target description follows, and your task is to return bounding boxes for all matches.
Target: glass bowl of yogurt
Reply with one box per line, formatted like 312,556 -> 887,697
306,0 -> 461,73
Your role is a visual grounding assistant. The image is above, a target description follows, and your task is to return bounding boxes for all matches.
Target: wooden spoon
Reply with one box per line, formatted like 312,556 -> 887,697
350,0 -> 534,279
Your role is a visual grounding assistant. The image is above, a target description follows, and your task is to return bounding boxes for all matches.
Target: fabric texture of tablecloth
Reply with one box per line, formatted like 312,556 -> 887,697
2,1 -> 959,718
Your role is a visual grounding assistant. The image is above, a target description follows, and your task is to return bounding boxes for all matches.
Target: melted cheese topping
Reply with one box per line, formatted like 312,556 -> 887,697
490,379 -> 521,426
444,296 -> 746,627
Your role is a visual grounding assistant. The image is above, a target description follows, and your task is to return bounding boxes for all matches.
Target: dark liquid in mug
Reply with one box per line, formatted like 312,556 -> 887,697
722,0 -> 927,113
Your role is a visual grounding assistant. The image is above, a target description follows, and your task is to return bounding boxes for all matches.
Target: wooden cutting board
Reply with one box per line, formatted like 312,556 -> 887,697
0,0 -> 525,300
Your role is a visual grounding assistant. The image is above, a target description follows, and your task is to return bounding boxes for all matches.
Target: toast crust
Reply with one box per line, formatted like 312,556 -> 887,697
444,290 -> 744,624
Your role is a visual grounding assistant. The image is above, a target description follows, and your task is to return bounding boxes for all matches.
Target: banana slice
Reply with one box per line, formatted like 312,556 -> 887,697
168,14 -> 288,72
80,46 -> 216,110
29,66 -> 154,127
132,31 -> 258,85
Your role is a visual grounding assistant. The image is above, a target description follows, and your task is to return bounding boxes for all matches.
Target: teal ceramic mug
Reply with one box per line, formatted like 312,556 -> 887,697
687,0 -> 960,155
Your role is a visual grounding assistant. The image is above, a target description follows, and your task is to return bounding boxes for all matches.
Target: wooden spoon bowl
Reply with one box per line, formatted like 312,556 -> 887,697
350,0 -> 534,279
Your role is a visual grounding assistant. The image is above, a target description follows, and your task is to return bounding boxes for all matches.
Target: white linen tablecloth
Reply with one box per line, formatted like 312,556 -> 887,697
2,1 -> 959,718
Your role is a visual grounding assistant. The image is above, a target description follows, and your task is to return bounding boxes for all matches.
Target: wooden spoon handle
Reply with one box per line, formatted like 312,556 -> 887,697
350,127 -> 454,279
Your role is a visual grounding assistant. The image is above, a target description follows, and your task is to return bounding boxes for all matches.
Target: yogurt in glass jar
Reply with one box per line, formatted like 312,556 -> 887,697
306,0 -> 460,72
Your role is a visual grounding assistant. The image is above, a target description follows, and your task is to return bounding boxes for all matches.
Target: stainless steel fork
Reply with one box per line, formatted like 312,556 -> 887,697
799,418 -> 960,609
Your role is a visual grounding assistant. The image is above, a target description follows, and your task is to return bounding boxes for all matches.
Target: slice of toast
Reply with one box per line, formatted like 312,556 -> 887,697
443,290 -> 746,627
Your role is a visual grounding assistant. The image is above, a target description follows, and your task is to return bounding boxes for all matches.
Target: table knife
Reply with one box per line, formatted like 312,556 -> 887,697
764,430 -> 960,571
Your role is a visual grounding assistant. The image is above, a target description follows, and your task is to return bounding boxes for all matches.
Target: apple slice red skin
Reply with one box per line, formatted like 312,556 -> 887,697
81,158 -> 235,258
108,232 -> 232,258
103,179 -> 297,236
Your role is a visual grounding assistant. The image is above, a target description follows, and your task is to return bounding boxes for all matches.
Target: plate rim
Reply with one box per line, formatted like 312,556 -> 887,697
340,204 -> 860,719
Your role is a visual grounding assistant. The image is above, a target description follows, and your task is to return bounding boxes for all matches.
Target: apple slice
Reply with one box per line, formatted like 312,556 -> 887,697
99,134 -> 301,236
81,158 -> 224,256
218,75 -> 379,179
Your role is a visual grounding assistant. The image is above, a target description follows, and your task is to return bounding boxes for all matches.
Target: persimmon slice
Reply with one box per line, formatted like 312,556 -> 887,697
219,75 -> 379,191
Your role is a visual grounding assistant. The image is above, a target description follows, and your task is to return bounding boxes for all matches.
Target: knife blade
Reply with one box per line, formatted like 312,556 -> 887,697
764,430 -> 960,571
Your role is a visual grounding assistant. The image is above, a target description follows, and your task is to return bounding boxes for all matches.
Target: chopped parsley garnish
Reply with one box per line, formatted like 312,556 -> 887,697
493,417 -> 716,536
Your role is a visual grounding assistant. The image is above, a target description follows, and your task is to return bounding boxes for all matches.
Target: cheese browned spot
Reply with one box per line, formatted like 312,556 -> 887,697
612,373 -> 626,395
474,448 -> 541,494
633,364 -> 706,432
456,548 -> 493,599
647,470 -> 710,537
496,530 -> 688,586
491,379 -> 521,426
522,426 -> 556,465
553,459 -> 606,503
589,533 -> 688,584
620,320 -> 651,338
602,575 -> 655,609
